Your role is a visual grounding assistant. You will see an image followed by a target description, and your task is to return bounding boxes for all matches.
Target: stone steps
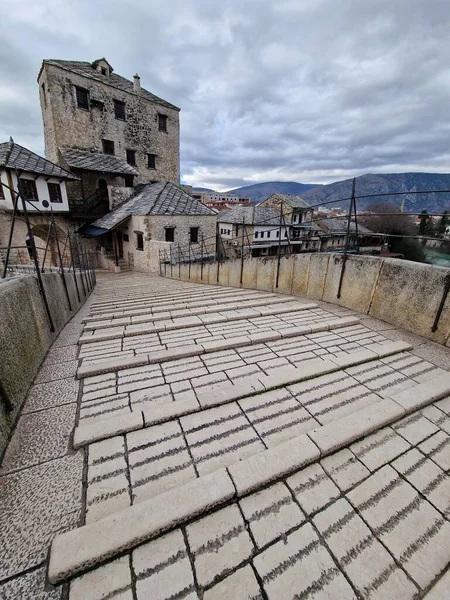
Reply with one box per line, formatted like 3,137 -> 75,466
48,371 -> 450,585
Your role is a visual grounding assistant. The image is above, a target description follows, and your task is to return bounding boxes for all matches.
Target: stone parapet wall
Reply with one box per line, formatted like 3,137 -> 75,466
0,272 -> 92,457
164,254 -> 450,347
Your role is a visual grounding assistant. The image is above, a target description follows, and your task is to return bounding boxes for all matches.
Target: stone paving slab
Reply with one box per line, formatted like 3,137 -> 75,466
0,453 -> 83,580
23,377 -> 80,413
1,403 -> 77,472
0,565 -> 62,600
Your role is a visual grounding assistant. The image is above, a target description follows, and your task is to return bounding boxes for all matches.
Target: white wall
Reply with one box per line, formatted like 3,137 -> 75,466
0,169 -> 70,213
254,224 -> 288,242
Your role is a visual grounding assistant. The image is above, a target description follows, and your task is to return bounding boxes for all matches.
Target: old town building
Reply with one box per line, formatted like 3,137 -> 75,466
37,58 -> 180,218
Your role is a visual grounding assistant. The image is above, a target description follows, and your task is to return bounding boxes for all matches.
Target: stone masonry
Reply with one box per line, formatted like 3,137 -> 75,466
38,59 -> 180,186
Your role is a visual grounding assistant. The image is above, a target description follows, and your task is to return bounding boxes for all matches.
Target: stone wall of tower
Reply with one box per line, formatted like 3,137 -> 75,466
38,63 -> 180,184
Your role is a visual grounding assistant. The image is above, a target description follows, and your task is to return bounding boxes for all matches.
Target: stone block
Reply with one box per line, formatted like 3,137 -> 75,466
241,258 -> 258,289
203,565 -> 262,600
228,433 -> 320,495
70,556 -> 132,600
390,372 -> 450,412
308,399 -> 405,455
133,530 -> 196,600
320,448 -> 370,492
142,396 -> 200,427
256,258 -> 275,292
253,523 -> 355,599
77,355 -> 149,379
48,468 -> 235,583
274,254 -> 294,295
186,504 -> 254,587
239,482 -> 305,548
291,253 -> 310,297
419,431 -> 450,471
287,463 -> 341,514
323,254 -> 383,314
350,427 -> 411,472
306,253 -> 329,300
73,411 -> 144,448
369,258 -> 450,345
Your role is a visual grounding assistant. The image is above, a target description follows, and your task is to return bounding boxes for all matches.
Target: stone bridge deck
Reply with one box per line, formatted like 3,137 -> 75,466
1,272 -> 450,599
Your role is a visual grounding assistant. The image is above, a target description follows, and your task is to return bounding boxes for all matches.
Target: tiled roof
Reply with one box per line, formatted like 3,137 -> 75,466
61,148 -> 138,176
0,140 -> 77,179
319,217 -> 373,234
93,182 -> 215,230
42,59 -> 180,111
269,193 -> 312,209
218,205 -> 283,226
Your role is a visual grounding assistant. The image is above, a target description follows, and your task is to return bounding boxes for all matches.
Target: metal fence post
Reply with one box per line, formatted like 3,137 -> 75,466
67,233 -> 81,302
240,218 -> 245,285
2,185 -> 20,279
275,206 -> 283,289
52,210 -> 72,311
200,234 -> 204,281
17,175 -> 55,332
337,177 -> 356,299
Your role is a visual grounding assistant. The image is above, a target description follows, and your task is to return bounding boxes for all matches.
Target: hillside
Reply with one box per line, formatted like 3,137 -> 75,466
225,181 -> 320,203
302,173 -> 450,213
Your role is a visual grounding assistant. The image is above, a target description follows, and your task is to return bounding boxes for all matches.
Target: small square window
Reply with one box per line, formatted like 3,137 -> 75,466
158,114 -> 168,132
123,233 -> 129,242
136,232 -> 144,250
147,153 -> 156,169
255,231 -> 259,239
267,231 -> 271,238
76,87 -> 89,110
165,227 -> 175,242
48,182 -> 62,203
19,179 -> 38,201
102,140 -> 115,155
126,149 -> 136,166
190,227 -> 199,244
114,100 -> 126,120
276,230 -> 279,237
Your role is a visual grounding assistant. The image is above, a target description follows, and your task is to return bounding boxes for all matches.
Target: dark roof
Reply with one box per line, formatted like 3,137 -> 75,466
218,205 -> 282,225
92,182 -> 215,230
61,148 -> 138,176
319,218 -> 372,234
268,193 -> 312,209
0,140 -> 77,179
42,59 -> 180,111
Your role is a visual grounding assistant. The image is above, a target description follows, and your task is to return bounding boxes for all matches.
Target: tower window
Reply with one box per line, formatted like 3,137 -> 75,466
126,150 -> 136,166
136,232 -> 144,250
190,227 -> 199,244
147,153 -> 156,169
158,114 -> 168,132
114,100 -> 126,120
165,227 -> 175,242
76,87 -> 89,110
48,182 -> 62,203
102,139 -> 115,155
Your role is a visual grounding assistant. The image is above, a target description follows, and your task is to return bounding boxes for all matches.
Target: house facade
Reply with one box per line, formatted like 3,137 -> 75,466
260,193 -> 321,251
88,181 -> 216,273
38,58 -> 180,219
0,140 -> 77,268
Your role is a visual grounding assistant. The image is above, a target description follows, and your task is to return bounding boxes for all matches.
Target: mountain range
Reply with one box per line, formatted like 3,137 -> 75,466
194,173 -> 450,213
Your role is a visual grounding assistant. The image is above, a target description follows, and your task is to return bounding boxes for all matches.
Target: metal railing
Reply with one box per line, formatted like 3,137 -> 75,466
0,173 -> 97,413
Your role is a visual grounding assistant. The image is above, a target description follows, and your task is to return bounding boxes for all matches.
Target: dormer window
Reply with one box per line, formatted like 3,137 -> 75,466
101,67 -> 107,75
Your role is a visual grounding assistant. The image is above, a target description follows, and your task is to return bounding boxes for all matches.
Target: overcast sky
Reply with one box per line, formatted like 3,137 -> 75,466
1,0 -> 450,190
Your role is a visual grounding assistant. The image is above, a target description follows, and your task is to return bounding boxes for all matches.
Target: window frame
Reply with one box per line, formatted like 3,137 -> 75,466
190,227 -> 199,244
102,139 -> 115,155
158,114 -> 168,132
126,149 -> 136,166
19,178 -> 39,201
114,100 -> 126,121
136,232 -> 144,251
165,227 -> 175,242
75,86 -> 89,110
147,153 -> 156,169
47,182 -> 63,204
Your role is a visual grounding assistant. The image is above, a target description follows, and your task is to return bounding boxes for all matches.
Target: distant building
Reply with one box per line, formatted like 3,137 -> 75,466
88,181 -> 216,272
316,218 -> 383,253
0,139 -> 76,268
260,193 -> 321,251
191,191 -> 252,212
38,58 -> 180,219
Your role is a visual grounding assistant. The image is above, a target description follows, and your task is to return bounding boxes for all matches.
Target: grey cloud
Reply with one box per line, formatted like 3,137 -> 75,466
0,0 -> 449,189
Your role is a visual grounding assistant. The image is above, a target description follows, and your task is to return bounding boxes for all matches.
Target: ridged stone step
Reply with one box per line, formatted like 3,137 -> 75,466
48,371 -> 450,584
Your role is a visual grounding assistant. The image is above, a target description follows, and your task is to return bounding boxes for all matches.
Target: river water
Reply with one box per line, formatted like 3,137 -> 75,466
424,249 -> 450,268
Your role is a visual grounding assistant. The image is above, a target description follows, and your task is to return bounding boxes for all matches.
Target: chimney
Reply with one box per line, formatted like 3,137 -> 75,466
133,73 -> 141,93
